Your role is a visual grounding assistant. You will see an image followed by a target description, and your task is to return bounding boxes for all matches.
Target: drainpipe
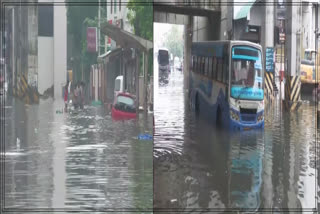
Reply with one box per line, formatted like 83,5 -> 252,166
144,50 -> 148,113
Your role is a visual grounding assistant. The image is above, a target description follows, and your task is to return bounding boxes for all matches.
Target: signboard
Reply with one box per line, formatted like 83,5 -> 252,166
87,27 -> 97,53
107,20 -> 112,44
265,47 -> 274,72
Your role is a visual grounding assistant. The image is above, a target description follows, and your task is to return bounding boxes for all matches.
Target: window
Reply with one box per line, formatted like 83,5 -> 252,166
198,56 -> 201,73
119,0 -> 121,11
208,57 -> 212,79
217,58 -> 223,82
202,57 -> 205,75
222,60 -> 227,83
206,57 -> 209,78
212,57 -> 217,80
205,58 -> 209,77
117,95 -> 134,106
114,0 -> 117,13
224,55 -> 229,84
192,55 -> 196,71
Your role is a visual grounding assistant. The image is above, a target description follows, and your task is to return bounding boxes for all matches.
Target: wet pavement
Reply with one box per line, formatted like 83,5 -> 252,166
154,60 -> 319,212
2,96 -> 153,212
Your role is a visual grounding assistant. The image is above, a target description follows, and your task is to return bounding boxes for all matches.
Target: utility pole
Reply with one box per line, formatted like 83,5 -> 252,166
98,0 -> 101,56
315,4 -> 318,87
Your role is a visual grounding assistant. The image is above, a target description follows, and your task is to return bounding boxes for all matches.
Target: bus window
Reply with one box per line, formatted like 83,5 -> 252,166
205,57 -> 209,77
208,57 -> 212,79
198,56 -> 201,73
196,56 -> 199,73
200,57 -> 203,74
192,55 -> 196,71
212,57 -> 217,80
226,61 -> 229,84
197,56 -> 200,74
217,58 -> 223,82
223,55 -> 229,84
202,57 -> 206,75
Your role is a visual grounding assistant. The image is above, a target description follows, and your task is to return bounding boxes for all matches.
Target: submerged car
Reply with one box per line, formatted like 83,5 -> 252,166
111,92 -> 137,120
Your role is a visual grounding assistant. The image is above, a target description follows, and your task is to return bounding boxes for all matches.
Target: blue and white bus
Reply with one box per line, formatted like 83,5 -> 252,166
190,41 -> 264,130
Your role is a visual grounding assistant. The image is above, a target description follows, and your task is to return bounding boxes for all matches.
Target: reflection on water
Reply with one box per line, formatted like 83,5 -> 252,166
3,96 -> 152,211
154,60 -> 318,211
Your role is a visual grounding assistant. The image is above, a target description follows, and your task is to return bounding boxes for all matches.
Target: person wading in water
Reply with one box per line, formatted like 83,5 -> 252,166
64,81 -> 69,112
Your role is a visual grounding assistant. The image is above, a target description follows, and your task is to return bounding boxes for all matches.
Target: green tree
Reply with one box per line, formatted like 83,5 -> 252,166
127,0 -> 153,41
127,0 -> 153,77
66,1 -> 99,82
164,25 -> 184,59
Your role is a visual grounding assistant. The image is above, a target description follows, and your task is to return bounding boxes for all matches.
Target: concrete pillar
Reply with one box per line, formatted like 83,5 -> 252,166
284,0 -> 302,111
302,3 -> 312,50
263,0 -> 275,105
264,0 -> 274,48
184,15 -> 193,92
95,65 -> 98,101
311,6 -> 316,50
11,8 -> 15,91
53,4 -> 67,99
135,51 -> 140,112
220,0 -> 233,40
143,51 -> 148,113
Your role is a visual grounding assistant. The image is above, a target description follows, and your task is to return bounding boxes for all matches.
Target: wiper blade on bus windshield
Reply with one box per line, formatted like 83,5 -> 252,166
235,86 -> 251,101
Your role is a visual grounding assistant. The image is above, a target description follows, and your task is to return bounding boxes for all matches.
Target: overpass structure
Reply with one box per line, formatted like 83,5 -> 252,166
154,0 -> 223,90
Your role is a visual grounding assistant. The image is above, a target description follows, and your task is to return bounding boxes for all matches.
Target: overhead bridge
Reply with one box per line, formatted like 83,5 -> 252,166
153,1 -> 223,90
154,1 -> 221,25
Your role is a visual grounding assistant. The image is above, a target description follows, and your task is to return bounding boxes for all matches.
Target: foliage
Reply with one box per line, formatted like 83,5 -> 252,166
66,0 -> 98,82
127,0 -> 153,76
163,25 -> 184,59
127,0 -> 153,41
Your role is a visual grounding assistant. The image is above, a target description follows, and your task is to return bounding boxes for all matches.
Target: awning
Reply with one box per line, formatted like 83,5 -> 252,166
97,47 -> 122,63
100,21 -> 153,52
233,0 -> 256,20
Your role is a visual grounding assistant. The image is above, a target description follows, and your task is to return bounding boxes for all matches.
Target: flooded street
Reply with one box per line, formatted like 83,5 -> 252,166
2,96 -> 153,211
154,60 -> 319,212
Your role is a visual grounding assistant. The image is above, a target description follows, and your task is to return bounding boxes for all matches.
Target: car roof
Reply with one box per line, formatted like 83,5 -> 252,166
117,92 -> 135,98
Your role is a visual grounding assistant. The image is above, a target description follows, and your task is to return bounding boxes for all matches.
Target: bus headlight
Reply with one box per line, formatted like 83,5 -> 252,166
230,109 -> 239,121
257,112 -> 264,122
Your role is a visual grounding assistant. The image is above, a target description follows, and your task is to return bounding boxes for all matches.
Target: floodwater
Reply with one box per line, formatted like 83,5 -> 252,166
154,59 -> 319,212
2,96 -> 153,212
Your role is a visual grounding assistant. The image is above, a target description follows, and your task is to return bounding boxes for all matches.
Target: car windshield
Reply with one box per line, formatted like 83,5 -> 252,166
117,95 -> 134,106
231,46 -> 263,100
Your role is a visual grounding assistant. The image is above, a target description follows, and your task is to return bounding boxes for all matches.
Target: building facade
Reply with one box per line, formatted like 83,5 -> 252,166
105,0 -> 134,51
5,0 -> 67,101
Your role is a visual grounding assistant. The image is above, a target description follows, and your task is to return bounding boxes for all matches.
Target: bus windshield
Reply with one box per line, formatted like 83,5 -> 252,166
304,51 -> 315,62
231,46 -> 263,101
158,49 -> 169,66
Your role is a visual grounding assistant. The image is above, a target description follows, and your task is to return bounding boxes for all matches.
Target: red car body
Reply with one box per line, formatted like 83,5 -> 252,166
111,92 -> 137,120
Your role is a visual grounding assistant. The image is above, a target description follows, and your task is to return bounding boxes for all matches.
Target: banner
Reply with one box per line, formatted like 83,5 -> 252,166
265,47 -> 274,72
87,27 -> 97,53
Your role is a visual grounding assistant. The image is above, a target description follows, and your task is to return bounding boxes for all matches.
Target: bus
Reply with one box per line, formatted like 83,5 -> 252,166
189,41 -> 264,130
158,48 -> 170,80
